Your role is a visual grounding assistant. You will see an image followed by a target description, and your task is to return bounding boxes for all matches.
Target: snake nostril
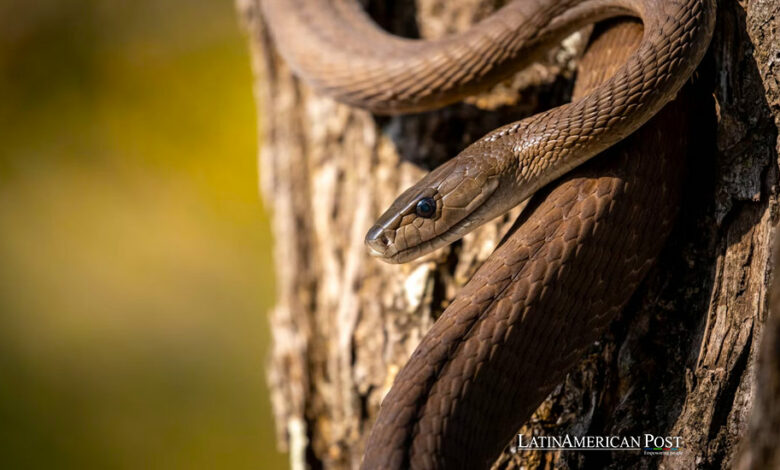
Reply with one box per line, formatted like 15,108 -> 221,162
365,225 -> 392,256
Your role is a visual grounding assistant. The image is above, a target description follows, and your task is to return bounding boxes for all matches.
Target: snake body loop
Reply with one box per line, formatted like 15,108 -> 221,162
261,0 -> 715,468
264,0 -> 714,264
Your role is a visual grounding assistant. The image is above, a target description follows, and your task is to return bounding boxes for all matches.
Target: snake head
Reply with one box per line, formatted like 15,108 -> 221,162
365,154 -> 503,264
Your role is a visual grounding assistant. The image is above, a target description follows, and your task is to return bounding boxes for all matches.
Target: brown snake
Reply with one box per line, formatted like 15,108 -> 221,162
261,0 -> 716,468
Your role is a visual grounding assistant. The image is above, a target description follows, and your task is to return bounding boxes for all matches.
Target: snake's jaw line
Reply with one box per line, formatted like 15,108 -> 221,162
366,160 -> 504,263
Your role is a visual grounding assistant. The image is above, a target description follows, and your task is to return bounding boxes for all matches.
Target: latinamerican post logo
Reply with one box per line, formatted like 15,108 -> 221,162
512,434 -> 684,456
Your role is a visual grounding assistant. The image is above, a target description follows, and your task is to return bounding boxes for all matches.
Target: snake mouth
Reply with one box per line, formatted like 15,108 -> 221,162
365,208 -> 488,264
366,172 -> 503,264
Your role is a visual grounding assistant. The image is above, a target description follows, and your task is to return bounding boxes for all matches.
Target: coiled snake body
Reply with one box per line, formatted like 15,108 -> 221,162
261,0 -> 715,468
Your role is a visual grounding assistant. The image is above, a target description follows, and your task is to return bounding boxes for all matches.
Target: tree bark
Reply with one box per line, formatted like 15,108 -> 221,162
237,1 -> 780,469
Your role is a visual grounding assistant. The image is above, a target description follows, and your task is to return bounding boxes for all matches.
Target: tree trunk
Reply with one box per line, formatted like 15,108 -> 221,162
237,1 -> 780,469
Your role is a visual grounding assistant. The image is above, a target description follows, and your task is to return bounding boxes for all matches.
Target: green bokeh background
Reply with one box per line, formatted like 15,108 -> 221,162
0,0 -> 286,468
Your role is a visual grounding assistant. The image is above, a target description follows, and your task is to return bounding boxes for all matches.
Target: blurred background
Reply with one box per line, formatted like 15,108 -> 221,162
0,0 -> 286,468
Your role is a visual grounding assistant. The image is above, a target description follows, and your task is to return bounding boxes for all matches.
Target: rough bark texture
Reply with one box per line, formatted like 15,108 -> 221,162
736,227 -> 780,469
237,1 -> 780,469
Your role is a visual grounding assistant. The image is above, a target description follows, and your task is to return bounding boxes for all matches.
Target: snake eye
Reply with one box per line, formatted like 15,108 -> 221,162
415,197 -> 436,218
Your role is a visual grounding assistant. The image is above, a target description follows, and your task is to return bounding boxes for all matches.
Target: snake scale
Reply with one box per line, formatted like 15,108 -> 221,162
261,0 -> 716,468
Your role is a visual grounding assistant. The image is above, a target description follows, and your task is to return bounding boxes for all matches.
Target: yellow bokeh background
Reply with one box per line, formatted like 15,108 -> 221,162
0,0 -> 285,468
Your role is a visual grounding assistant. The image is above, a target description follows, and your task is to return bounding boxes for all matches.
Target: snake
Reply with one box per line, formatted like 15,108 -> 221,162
260,0 -> 716,468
